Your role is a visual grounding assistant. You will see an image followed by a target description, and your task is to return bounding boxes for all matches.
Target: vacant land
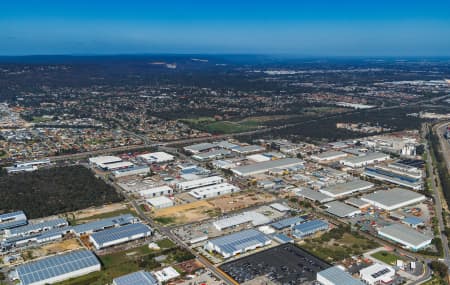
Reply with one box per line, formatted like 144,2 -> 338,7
209,191 -> 276,213
0,166 -> 123,218
181,117 -> 260,134
152,200 -> 217,225
371,250 -> 404,265
22,239 -> 82,262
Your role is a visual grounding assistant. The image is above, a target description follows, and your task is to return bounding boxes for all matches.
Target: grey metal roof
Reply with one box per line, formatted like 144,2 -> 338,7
318,266 -> 365,285
345,197 -> 370,208
325,201 -> 360,218
8,218 -> 67,236
296,188 -> 334,203
320,180 -> 373,196
0,219 -> 28,231
0,211 -> 26,221
293,220 -> 328,235
113,271 -> 158,285
208,229 -> 270,255
314,150 -> 346,159
232,158 -> 303,176
16,250 -> 100,285
271,216 -> 304,230
342,152 -> 388,164
193,149 -> 230,159
361,188 -> 425,208
378,224 -> 432,247
90,223 -> 152,247
184,142 -> 216,152
72,214 -> 137,235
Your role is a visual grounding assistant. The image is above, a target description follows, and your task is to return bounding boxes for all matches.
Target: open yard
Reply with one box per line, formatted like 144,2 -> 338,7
208,191 -> 276,213
152,200 -> 218,225
371,250 -> 404,265
21,239 -> 82,262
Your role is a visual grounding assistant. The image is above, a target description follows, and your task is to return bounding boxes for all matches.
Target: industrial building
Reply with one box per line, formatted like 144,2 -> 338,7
292,220 -> 329,238
378,224 -> 432,251
232,145 -> 265,155
270,216 -> 305,230
6,158 -> 51,173
138,185 -> 173,198
183,142 -> 217,154
153,266 -> 181,283
247,154 -> 271,163
325,201 -> 361,218
113,165 -> 150,178
175,176 -> 224,191
72,214 -> 138,236
231,158 -> 304,177
359,263 -> 395,285
15,250 -> 101,285
204,229 -> 271,258
361,188 -> 426,211
402,217 -> 425,228
319,179 -> 374,198
88,155 -> 123,169
363,166 -> 422,190
188,183 -> 240,199
146,196 -> 174,209
113,271 -> 158,285
89,223 -> 152,249
345,198 -> 371,209
213,211 -> 272,231
0,211 -> 27,231
295,188 -> 335,204
138,152 -> 174,163
2,227 -> 72,251
5,218 -> 68,238
311,151 -> 347,162
270,203 -> 291,212
192,149 -> 230,161
340,152 -> 390,168
317,266 -> 365,285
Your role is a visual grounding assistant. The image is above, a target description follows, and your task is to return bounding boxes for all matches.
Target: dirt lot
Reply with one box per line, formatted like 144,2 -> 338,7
72,203 -> 128,220
152,200 -> 219,225
208,191 -> 276,213
21,238 -> 82,261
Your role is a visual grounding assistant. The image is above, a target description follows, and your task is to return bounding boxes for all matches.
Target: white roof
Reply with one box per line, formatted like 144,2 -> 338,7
176,176 -> 223,189
213,211 -> 271,230
360,263 -> 395,284
89,156 -> 122,165
246,154 -> 271,163
153,267 -> 180,283
138,152 -> 174,162
270,203 -> 291,212
104,161 -> 134,170
146,196 -> 174,207
189,183 -> 239,198
139,185 -> 172,197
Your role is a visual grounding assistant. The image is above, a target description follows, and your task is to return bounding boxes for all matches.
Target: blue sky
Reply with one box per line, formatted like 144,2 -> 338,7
1,0 -> 450,56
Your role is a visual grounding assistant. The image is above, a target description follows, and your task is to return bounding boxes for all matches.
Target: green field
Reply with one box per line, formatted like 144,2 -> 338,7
74,208 -> 135,224
180,117 -> 260,134
371,251 -> 403,265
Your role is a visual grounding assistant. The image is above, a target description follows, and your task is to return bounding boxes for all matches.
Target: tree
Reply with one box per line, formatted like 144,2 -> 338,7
430,261 -> 448,278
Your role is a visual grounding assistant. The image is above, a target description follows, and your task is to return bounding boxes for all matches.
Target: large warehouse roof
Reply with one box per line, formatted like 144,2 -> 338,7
16,250 -> 100,285
325,201 -> 361,218
232,158 -> 303,176
207,229 -> 271,256
113,271 -> 158,285
175,176 -> 224,190
6,218 -> 68,237
378,224 -> 432,250
72,214 -> 137,235
213,211 -> 271,230
295,188 -> 334,203
361,188 -> 426,211
317,266 -> 365,285
271,216 -> 304,230
90,223 -> 152,248
319,179 -> 373,197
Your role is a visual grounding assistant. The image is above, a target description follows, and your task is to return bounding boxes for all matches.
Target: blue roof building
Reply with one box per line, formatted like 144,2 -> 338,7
72,214 -> 138,236
293,220 -> 328,238
0,211 -> 27,231
89,223 -> 152,249
113,271 -> 158,285
5,218 -> 68,238
270,216 -> 304,230
402,217 -> 424,228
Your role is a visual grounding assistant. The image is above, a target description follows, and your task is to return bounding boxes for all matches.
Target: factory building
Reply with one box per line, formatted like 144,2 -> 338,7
363,166 -> 422,190
183,143 -> 217,154
188,183 -> 240,200
204,229 -> 271,258
175,176 -> 224,191
319,179 -> 374,198
153,266 -> 181,283
359,263 -> 395,285
6,158 -> 51,173
2,227 -> 72,251
213,211 -> 272,231
113,271 -> 158,285
231,158 -> 304,177
88,156 -> 123,169
72,214 -> 138,236
89,223 -> 152,249
231,145 -> 265,155
5,218 -> 68,238
146,196 -> 174,209
361,188 -> 426,211
317,266 -> 365,285
345,198 -> 371,209
325,201 -> 361,218
138,152 -> 174,164
295,188 -> 335,204
0,211 -> 27,231
113,165 -> 150,178
15,250 -> 101,285
270,216 -> 305,230
378,224 -> 432,251
138,185 -> 173,198
292,220 -> 329,238
192,149 -> 231,161
311,151 -> 347,162
340,152 -> 390,168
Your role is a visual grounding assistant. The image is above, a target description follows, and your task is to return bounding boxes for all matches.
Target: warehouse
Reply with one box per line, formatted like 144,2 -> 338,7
317,266 -> 365,285
113,165 -> 150,178
2,227 -> 72,251
189,183 -> 240,199
153,266 -> 180,283
113,271 -> 158,285
311,151 -> 347,162
15,250 -> 101,285
363,166 -> 422,190
292,220 -> 328,238
89,223 -> 152,249
402,217 -> 425,228
361,188 -> 426,211
146,196 -> 174,209
101,161 -> 134,171
246,154 -> 271,163
213,211 -> 272,231
319,179 -> 374,198
5,218 -> 68,238
192,149 -> 230,161
325,201 -> 361,218
345,197 -> 371,209
72,214 -> 138,236
231,158 -> 304,177
204,229 -> 271,258
295,188 -> 334,204
175,176 -> 224,191
359,263 -> 395,285
231,145 -> 265,155
270,216 -> 305,230
183,142 -> 217,154
340,152 -> 390,168
88,155 -> 123,169
378,224 -> 432,251
138,152 -> 174,163
215,140 -> 239,150
0,211 -> 27,231
138,185 -> 173,198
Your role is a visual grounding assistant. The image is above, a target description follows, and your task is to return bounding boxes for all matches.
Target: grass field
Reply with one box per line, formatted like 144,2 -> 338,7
371,251 -> 403,265
180,117 -> 260,134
